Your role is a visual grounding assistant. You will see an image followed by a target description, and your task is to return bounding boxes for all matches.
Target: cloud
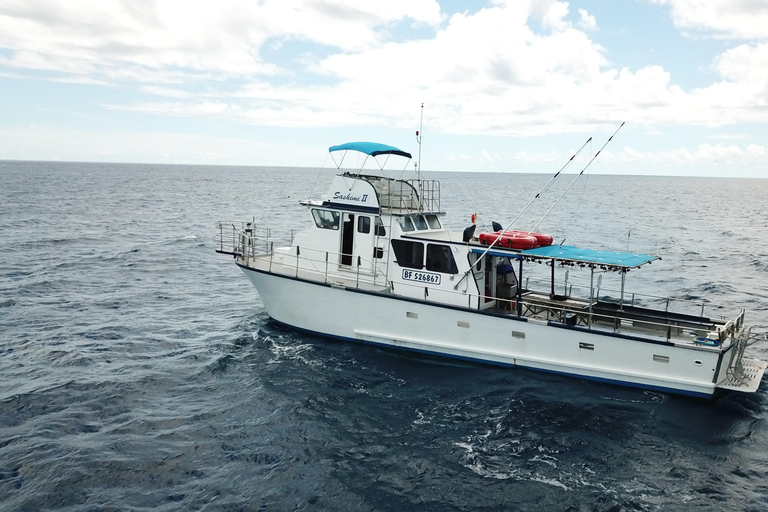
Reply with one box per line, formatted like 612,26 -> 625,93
610,142 -> 767,166
0,0 -> 443,82
577,9 -> 597,31
650,0 -> 768,40
3,0 -> 768,143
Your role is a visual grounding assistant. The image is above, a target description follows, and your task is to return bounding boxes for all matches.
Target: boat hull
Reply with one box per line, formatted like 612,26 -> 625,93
239,263 -> 729,398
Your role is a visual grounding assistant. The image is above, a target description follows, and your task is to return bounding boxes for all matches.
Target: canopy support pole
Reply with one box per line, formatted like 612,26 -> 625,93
550,260 -> 555,299
517,258 -> 523,317
588,267 -> 594,329
616,270 -> 626,333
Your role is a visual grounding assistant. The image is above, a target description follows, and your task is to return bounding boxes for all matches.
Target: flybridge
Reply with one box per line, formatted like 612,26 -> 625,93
323,142 -> 440,214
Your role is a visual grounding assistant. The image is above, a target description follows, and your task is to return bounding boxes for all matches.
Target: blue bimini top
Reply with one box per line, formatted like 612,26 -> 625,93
520,244 -> 660,270
329,142 -> 412,159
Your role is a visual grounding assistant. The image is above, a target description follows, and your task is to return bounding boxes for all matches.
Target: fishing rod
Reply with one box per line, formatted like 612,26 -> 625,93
493,135 -> 592,236
453,136 -> 593,290
530,122 -> 624,234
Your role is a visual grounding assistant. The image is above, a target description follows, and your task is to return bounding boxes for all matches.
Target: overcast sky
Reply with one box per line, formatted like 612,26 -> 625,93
1,0 -> 767,176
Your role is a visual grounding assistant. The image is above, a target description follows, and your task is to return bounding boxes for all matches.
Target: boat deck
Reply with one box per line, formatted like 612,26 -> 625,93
490,291 -> 725,349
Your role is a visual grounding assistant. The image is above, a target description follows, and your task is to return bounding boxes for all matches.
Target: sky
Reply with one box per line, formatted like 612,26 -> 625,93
1,0 -> 767,177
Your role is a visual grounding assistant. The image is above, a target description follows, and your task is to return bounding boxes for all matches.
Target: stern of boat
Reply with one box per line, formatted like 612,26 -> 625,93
716,310 -> 768,394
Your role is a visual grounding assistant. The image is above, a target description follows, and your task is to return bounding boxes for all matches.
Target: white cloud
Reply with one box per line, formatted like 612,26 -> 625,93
712,43 -> 768,93
610,142 -> 767,166
650,0 -> 768,40
577,9 -> 597,31
0,0 -> 443,82
2,0 -> 768,169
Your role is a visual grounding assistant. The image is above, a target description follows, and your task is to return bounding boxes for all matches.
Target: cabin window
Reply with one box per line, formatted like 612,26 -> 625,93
425,214 -> 441,229
375,217 -> 386,236
413,215 -> 429,230
426,244 -> 458,274
397,216 -> 415,232
312,209 -> 340,230
357,216 -> 371,234
373,247 -> 384,259
391,239 -> 423,269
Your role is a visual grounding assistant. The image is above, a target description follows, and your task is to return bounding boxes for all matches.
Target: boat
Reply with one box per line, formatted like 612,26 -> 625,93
215,141 -> 767,398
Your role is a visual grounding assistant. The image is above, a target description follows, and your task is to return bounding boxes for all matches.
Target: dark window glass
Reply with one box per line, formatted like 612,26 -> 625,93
397,216 -> 415,232
426,244 -> 458,274
413,215 -> 428,230
425,214 -> 441,229
391,239 -> 423,269
375,217 -> 386,236
311,209 -> 340,230
357,216 -> 371,233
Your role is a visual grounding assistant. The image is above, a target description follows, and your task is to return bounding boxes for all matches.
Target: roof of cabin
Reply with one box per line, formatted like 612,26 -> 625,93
520,244 -> 660,269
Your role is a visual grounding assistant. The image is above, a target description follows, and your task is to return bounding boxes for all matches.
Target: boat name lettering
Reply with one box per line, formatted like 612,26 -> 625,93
333,192 -> 369,202
402,269 -> 441,285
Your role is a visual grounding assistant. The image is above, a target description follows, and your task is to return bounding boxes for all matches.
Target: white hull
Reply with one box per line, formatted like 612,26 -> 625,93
241,264 -> 738,398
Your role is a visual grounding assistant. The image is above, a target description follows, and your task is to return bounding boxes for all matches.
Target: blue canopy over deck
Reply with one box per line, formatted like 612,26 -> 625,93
520,244 -> 660,270
329,142 -> 412,159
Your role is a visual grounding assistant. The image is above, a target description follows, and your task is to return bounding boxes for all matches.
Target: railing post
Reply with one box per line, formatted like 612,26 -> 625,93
588,267 -> 594,329
296,246 -> 300,277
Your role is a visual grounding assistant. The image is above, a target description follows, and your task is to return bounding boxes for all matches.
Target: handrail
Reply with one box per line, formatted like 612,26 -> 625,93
371,277 -> 721,342
523,275 -> 713,320
217,221 -> 736,343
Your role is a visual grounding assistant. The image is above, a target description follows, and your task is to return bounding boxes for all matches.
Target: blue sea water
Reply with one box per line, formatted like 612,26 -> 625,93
1,160 -> 768,511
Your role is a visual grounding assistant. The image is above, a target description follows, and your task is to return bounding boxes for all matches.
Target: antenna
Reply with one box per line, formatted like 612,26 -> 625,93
416,102 -> 424,211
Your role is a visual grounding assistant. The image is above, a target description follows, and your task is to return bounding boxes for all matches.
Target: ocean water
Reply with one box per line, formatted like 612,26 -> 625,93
1,160 -> 768,511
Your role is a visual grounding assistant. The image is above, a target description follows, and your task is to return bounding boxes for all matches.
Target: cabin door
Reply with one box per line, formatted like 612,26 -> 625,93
353,215 -> 375,273
471,253 -> 496,309
340,213 -> 355,266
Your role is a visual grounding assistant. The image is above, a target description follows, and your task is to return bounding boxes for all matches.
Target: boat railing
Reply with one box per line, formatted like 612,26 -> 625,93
215,221 -> 296,258
378,178 -> 441,213
389,277 -> 727,343
217,221 -> 739,343
278,246 -> 388,287
216,221 -> 389,288
523,276 -> 715,321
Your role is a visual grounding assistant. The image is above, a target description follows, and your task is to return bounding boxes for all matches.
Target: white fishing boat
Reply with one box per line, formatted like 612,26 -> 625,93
216,140 -> 766,399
